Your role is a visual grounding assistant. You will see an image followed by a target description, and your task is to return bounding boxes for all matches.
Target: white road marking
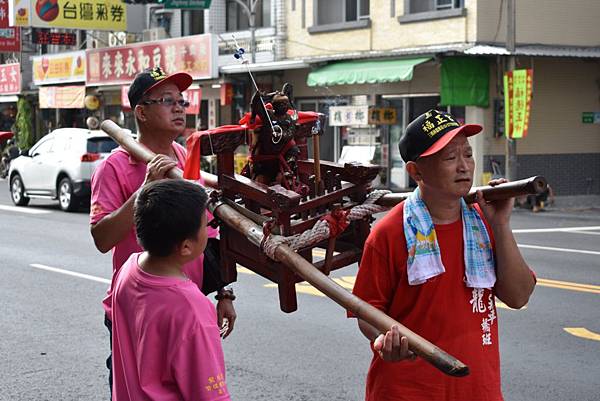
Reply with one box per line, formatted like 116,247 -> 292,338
513,226 -> 600,233
568,230 -> 600,236
518,244 -> 600,256
0,205 -> 51,214
30,263 -> 110,284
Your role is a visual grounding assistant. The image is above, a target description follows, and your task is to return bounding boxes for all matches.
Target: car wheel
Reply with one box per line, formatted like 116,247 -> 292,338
10,174 -> 30,206
58,177 -> 80,212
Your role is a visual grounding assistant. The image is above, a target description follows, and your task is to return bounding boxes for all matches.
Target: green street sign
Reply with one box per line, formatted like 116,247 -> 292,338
164,0 -> 212,9
582,112 -> 594,124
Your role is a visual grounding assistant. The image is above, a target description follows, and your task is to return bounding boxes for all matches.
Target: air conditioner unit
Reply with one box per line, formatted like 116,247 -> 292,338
143,27 -> 168,42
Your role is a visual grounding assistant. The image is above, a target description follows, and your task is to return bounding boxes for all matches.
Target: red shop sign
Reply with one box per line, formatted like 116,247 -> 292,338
0,64 -> 21,95
87,34 -> 217,86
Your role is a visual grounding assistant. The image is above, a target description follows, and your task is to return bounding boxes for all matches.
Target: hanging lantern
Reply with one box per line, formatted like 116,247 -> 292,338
84,95 -> 101,111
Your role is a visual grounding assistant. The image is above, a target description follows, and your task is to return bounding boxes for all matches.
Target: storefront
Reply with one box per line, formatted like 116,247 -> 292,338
283,57 -> 454,190
32,51 -> 88,131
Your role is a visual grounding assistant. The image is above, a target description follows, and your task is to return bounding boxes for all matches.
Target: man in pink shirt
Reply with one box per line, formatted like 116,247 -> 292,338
112,179 -> 231,400
90,67 -> 236,394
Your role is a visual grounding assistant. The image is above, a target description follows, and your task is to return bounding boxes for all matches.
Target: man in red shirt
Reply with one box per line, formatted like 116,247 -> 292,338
352,109 -> 536,401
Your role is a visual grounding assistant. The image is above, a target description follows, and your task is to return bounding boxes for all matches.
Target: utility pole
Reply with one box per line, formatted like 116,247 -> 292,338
233,0 -> 258,63
505,0 -> 517,181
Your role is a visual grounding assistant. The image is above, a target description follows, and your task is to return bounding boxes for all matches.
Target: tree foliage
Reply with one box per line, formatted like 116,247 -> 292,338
13,97 -> 34,151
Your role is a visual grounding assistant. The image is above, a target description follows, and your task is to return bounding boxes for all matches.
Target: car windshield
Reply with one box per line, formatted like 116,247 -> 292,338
87,137 -> 118,154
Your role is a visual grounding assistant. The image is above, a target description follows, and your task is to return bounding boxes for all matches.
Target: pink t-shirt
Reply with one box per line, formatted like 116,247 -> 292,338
90,142 -> 218,316
112,253 -> 231,401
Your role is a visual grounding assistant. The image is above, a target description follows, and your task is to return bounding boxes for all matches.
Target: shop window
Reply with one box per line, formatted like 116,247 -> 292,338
226,0 -> 271,32
308,0 -> 370,34
399,0 -> 465,24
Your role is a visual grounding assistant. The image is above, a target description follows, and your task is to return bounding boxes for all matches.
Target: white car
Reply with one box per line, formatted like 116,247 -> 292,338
8,128 -> 129,212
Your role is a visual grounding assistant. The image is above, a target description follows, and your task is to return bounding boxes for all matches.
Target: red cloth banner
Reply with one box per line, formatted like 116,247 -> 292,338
0,63 -> 21,95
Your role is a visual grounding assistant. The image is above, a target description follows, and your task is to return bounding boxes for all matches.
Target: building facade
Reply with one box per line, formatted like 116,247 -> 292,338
4,0 -> 599,197
276,0 -> 600,195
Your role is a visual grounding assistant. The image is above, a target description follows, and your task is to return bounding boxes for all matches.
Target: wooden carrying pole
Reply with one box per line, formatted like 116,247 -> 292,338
100,119 -> 470,377
376,176 -> 548,208
209,201 -> 470,378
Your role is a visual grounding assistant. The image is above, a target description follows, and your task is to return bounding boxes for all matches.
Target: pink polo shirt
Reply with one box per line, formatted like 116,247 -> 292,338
112,253 -> 230,401
90,142 -> 217,317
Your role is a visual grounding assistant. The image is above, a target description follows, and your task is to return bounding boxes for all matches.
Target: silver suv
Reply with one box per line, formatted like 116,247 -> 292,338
8,128 -> 126,212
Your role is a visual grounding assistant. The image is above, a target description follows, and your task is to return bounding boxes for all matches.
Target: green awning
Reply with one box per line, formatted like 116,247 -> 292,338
306,57 -> 432,87
440,57 -> 490,107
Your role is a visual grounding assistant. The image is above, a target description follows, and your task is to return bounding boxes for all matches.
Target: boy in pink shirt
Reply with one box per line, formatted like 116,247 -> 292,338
112,179 -> 231,401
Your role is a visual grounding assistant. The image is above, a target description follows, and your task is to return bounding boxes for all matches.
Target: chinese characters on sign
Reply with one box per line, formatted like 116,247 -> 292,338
368,107 -> 397,125
0,0 -> 20,52
32,28 -> 77,45
503,69 -> 533,139
32,51 -> 86,85
329,106 -> 399,126
87,34 -> 218,86
11,0 -> 126,31
0,63 -> 21,95
329,106 -> 369,127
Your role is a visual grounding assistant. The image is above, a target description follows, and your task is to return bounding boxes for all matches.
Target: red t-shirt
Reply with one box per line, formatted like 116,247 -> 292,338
352,202 -> 503,401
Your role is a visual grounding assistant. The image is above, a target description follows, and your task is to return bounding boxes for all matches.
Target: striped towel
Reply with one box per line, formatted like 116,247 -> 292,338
403,187 -> 496,288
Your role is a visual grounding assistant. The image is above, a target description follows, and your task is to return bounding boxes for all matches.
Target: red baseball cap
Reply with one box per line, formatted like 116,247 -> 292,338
399,110 -> 482,162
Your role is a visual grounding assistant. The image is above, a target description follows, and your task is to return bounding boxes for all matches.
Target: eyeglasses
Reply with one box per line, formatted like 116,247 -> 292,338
141,97 -> 190,108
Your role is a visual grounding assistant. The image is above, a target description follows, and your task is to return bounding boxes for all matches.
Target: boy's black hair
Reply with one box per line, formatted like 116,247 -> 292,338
134,179 -> 209,257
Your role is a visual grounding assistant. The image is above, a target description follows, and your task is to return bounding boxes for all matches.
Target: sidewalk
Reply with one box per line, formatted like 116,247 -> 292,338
514,194 -> 600,221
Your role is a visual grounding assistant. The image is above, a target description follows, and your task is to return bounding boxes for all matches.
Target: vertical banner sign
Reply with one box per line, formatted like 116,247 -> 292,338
0,0 -> 20,52
504,69 -> 533,138
0,63 -> 21,94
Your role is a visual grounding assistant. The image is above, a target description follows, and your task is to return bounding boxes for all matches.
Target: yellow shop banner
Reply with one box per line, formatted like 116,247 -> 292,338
11,0 -> 126,30
32,50 -> 86,85
39,85 -> 85,109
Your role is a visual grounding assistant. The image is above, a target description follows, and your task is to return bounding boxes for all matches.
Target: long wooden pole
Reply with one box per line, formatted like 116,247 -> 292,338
376,176 -> 547,208
210,200 -> 470,378
100,120 -> 470,377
